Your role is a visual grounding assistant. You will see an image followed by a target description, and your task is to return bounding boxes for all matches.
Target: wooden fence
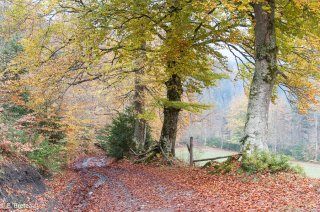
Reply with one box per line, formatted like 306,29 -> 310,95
186,137 -> 242,166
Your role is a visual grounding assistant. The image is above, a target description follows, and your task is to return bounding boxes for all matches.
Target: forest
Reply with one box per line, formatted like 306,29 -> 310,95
0,0 -> 320,211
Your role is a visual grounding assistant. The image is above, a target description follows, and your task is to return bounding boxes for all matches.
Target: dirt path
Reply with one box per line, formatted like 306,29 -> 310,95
39,156 -> 320,212
43,156 -> 215,212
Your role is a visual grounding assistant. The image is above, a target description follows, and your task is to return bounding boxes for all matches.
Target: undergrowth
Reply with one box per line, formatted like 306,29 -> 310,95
240,150 -> 304,174
97,107 -> 154,159
27,139 -> 66,174
204,150 -> 304,176
0,101 -> 67,175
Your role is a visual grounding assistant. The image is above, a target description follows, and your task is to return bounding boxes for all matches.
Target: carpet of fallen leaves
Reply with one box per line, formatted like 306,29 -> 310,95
24,156 -> 320,211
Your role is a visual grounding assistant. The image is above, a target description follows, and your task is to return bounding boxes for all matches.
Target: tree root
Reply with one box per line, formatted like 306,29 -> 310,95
133,143 -> 173,165
159,144 -> 173,165
130,146 -> 157,157
203,154 -> 242,174
134,151 -> 157,164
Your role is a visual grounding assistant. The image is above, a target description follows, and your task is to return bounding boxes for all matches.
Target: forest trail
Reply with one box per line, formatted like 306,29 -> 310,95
42,156 -> 223,212
37,155 -> 320,212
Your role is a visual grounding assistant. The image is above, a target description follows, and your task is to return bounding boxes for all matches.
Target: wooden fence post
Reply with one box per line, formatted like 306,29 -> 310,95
189,137 -> 193,166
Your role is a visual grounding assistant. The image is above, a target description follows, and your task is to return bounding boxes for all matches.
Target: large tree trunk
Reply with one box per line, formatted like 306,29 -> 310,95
160,74 -> 183,156
243,0 -> 278,151
133,42 -> 147,151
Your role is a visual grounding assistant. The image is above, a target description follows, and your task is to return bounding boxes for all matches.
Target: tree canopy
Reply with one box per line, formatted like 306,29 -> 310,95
1,0 -> 319,154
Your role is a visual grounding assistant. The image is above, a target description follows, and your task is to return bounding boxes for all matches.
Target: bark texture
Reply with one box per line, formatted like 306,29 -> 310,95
133,67 -> 147,151
244,0 -> 278,151
133,42 -> 147,151
160,74 -> 183,156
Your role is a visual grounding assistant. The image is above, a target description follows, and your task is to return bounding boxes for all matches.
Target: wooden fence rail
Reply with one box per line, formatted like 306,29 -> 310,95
186,137 -> 242,166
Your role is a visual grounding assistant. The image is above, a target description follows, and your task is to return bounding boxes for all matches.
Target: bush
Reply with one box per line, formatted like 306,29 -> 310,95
37,116 -> 66,142
241,150 -> 304,174
1,104 -> 31,124
97,108 -> 153,159
1,92 -> 68,176
6,127 -> 38,144
27,139 -> 66,174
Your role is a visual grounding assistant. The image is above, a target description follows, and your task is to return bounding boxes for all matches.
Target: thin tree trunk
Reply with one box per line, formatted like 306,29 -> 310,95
160,74 -> 183,156
243,0 -> 278,152
133,42 -> 147,151
315,113 -> 318,161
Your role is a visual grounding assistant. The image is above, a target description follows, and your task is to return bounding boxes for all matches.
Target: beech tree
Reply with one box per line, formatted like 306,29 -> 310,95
243,0 -> 278,150
134,0 -> 241,156
225,0 -> 320,152
4,0 -> 243,157
3,0 -> 319,158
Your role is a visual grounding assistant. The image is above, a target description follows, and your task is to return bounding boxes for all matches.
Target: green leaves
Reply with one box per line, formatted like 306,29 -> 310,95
96,107 -> 154,159
156,98 -> 212,113
241,150 -> 304,174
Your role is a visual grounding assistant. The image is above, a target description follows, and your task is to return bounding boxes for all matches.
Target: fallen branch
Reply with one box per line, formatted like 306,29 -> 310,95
193,154 -> 242,163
